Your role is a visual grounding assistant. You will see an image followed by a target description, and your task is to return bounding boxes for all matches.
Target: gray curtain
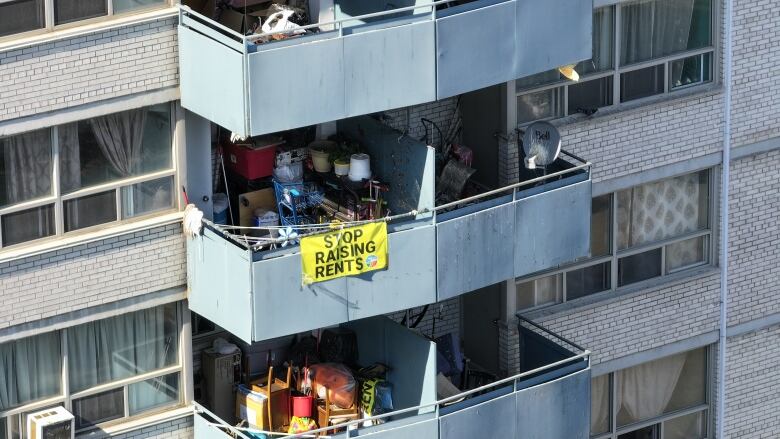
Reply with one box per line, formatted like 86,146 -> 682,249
0,332 -> 61,411
620,0 -> 695,65
67,305 -> 177,411
57,123 -> 82,194
89,109 -> 148,178
2,130 -> 52,205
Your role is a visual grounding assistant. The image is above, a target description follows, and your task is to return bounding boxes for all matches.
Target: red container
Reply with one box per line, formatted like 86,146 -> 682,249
291,395 -> 314,418
223,136 -> 283,180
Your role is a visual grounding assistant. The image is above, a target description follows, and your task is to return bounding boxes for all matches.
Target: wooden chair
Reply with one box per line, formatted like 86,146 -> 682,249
316,385 -> 359,434
249,366 -> 292,431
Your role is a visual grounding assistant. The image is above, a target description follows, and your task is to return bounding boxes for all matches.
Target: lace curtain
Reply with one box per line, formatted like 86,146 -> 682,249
617,173 -> 704,268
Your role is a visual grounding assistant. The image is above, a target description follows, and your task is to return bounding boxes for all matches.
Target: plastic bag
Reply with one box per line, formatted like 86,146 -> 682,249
273,162 -> 304,183
309,363 -> 356,409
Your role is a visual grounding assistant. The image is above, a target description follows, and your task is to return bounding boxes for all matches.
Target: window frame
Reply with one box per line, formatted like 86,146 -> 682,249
0,0 -> 173,42
0,302 -> 185,438
591,346 -> 713,439
515,169 -> 715,311
0,103 -> 178,250
514,0 -> 717,126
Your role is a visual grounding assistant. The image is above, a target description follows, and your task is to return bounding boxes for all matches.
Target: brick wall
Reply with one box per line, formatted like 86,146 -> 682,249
724,324 -> 780,438
730,0 -> 780,147
530,273 -> 720,367
727,149 -> 780,326
0,223 -> 186,329
382,98 -> 460,148
0,16 -> 178,123
110,415 -> 193,439
555,92 -> 724,184
386,298 -> 460,341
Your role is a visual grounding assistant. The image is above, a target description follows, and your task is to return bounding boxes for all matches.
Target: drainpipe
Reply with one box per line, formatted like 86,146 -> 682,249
717,0 -> 733,434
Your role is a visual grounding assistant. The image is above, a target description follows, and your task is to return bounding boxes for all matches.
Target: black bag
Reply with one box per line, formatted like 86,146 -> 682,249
319,328 -> 358,365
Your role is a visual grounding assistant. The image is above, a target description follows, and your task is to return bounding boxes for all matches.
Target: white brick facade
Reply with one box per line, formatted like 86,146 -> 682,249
111,415 -> 193,439
0,16 -> 178,123
727,149 -> 780,326
724,325 -> 780,438
0,223 -> 186,329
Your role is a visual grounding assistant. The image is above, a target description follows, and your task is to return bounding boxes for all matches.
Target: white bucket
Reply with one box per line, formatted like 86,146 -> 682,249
348,153 -> 371,181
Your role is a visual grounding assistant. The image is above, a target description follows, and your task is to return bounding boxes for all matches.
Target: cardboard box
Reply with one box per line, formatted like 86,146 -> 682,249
235,378 -> 290,431
236,386 -> 268,429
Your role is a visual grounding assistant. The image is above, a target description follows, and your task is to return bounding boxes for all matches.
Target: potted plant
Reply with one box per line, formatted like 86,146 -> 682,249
308,140 -> 336,173
330,141 -> 361,176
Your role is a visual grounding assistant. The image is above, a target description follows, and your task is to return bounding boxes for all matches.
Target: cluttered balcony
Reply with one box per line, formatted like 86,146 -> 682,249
192,315 -> 590,439
177,0 -> 592,137
185,107 -> 591,344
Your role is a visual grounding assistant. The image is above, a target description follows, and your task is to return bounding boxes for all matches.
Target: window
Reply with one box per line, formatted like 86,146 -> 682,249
0,0 -> 168,39
516,0 -> 714,124
0,303 -> 182,437
592,347 -> 710,439
0,0 -> 45,38
516,170 -> 712,311
0,103 -> 176,249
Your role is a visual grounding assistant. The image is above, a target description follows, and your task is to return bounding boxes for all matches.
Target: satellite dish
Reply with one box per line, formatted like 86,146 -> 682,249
522,121 -> 561,169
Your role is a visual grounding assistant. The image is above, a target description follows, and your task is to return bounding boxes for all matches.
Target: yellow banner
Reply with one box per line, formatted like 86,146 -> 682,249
301,222 -> 388,284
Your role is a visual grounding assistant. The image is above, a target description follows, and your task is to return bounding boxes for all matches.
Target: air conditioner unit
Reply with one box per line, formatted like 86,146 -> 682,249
27,407 -> 74,439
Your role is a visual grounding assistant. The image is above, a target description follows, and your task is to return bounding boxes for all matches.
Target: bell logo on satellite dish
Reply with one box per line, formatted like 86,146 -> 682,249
522,121 -> 562,170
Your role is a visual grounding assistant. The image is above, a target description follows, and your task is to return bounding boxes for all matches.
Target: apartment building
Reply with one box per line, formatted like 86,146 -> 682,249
0,0 -> 777,438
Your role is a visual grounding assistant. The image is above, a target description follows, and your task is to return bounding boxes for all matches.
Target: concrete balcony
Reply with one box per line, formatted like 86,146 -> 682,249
436,152 -> 592,300
177,0 -> 591,137
192,316 -> 591,439
185,117 -> 591,344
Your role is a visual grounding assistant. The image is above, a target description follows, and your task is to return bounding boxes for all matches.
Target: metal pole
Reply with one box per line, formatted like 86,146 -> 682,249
717,0 -> 733,434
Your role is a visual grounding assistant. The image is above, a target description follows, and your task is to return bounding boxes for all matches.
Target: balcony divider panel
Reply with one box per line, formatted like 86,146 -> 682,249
345,317 -> 437,414
247,32 -> 346,136
337,116 -> 436,216
513,178 -> 592,278
187,227 -> 253,349
435,0 -> 518,99
178,22 -> 247,137
343,18 -> 436,118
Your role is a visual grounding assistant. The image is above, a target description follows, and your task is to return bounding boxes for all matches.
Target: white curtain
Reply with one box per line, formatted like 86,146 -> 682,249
2,130 -> 51,205
89,109 -> 147,178
621,0 -> 695,65
591,374 -> 610,434
68,306 -> 177,411
616,352 -> 687,423
0,332 -> 61,411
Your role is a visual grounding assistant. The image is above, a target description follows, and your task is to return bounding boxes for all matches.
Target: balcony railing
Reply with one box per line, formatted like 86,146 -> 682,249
192,316 -> 591,439
186,124 -> 591,343
177,0 -> 592,137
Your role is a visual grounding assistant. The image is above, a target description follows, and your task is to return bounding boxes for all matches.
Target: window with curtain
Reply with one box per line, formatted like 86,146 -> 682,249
591,347 -> 709,439
0,303 -> 182,437
515,170 -> 712,312
0,0 -> 45,38
516,0 -> 714,124
0,0 -> 168,39
0,332 -> 62,412
0,103 -> 175,249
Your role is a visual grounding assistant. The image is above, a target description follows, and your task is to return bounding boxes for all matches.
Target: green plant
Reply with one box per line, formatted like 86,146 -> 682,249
330,140 -> 361,163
